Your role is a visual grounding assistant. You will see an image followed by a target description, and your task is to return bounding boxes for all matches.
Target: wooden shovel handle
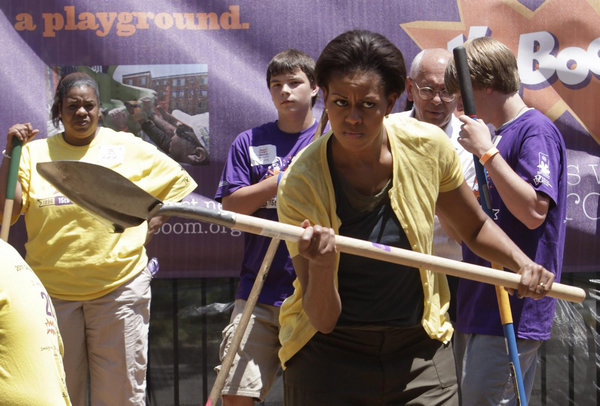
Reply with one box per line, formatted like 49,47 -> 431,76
1,139 -> 22,242
157,204 -> 586,304
205,238 -> 281,406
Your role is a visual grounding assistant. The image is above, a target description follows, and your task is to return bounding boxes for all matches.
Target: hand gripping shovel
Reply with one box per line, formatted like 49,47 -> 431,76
36,161 -> 585,305
1,139 -> 22,242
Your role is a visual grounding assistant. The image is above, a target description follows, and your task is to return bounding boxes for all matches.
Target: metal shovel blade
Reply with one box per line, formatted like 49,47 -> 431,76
37,161 -> 162,232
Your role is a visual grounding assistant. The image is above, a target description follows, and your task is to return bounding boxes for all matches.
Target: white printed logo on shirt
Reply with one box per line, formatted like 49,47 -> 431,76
97,145 -> 126,166
264,196 -> 277,209
249,144 -> 276,166
533,152 -> 552,188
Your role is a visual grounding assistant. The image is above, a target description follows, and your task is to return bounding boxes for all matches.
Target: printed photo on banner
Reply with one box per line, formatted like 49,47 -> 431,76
46,64 -> 210,165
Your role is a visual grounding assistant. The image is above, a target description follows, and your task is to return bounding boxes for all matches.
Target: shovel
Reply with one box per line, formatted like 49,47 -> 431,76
36,161 -> 585,303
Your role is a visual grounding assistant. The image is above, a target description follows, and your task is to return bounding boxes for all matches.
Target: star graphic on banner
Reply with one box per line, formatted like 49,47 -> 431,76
401,0 -> 600,143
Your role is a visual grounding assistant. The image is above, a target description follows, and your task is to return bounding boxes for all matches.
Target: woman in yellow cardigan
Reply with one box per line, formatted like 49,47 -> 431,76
276,29 -> 554,405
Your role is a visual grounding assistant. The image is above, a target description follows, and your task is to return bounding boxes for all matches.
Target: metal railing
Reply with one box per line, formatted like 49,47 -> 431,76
147,274 -> 598,406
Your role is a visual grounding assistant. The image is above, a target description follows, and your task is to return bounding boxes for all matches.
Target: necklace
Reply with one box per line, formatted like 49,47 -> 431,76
497,105 -> 531,131
514,105 -> 529,117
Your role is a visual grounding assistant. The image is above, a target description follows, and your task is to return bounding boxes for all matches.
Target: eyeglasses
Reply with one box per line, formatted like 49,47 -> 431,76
412,81 -> 456,103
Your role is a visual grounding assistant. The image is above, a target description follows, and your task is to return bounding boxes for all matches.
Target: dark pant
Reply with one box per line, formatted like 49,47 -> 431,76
284,325 -> 458,405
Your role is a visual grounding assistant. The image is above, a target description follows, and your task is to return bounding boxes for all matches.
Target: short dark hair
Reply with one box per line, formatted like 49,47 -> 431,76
315,30 -> 406,97
266,49 -> 317,106
51,72 -> 100,128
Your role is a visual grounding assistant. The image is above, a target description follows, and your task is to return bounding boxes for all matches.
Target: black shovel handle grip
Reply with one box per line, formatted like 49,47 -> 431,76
453,46 -> 477,118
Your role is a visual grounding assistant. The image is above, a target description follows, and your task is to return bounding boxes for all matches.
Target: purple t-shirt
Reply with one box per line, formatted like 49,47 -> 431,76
457,109 -> 567,340
215,120 -> 318,306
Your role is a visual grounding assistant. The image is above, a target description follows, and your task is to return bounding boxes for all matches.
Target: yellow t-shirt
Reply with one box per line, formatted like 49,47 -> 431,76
16,127 -> 197,300
0,240 -> 71,405
276,114 -> 464,367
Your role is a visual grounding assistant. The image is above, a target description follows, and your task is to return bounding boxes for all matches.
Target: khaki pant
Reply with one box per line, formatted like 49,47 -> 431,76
454,332 -> 540,406
217,299 -> 282,401
52,267 -> 151,406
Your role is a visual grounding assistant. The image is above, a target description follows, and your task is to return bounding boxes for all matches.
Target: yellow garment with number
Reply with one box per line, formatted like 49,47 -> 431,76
0,239 -> 71,405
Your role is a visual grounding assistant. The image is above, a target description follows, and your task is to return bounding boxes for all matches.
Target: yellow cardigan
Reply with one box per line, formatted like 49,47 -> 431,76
276,113 -> 464,367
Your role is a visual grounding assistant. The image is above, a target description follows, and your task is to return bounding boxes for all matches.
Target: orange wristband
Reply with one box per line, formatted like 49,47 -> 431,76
479,147 -> 499,166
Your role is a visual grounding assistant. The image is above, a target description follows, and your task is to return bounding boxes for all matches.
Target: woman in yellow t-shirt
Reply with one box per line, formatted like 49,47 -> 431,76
0,72 -> 197,405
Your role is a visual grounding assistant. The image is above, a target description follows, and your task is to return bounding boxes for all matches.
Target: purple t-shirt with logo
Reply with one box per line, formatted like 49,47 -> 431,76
457,109 -> 567,340
215,120 -> 318,306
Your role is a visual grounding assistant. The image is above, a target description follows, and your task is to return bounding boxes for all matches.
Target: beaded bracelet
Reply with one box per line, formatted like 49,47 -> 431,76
479,146 -> 499,166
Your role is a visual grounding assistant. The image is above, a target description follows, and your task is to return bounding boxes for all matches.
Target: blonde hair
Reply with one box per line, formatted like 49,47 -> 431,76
445,37 -> 520,94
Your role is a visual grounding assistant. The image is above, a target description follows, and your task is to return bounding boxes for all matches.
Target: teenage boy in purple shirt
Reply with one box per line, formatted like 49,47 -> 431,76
214,49 -> 320,406
445,37 -> 567,406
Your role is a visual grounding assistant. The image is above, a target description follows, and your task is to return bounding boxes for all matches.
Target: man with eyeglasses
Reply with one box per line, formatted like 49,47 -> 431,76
403,48 -> 475,192
400,48 -> 475,321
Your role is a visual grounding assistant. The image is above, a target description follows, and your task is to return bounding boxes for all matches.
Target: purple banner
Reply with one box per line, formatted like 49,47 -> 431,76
1,0 -> 598,276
